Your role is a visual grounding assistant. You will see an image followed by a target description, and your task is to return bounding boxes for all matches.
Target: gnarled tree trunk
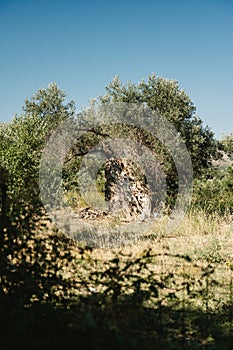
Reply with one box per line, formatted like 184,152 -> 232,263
105,158 -> 151,221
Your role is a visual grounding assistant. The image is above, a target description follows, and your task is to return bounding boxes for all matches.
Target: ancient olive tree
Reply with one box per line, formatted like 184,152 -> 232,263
99,74 -> 219,175
0,78 -> 220,223
78,74 -> 217,218
63,75 -> 220,220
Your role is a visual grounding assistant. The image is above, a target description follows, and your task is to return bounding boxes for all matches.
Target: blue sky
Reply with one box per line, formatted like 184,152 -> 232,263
0,0 -> 232,138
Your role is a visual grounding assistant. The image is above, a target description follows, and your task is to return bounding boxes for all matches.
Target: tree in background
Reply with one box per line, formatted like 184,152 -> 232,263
0,83 -> 75,208
219,132 -> 233,159
192,132 -> 233,214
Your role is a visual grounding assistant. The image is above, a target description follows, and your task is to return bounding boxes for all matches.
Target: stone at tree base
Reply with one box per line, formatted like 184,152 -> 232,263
78,158 -> 152,222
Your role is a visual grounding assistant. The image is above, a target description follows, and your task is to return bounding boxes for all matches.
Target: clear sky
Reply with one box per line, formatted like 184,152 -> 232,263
0,0 -> 232,138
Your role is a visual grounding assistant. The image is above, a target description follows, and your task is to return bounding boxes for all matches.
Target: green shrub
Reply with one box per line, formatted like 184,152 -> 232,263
191,166 -> 233,215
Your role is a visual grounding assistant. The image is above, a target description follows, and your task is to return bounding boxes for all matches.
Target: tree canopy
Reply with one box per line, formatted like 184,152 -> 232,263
99,74 -> 219,176
0,77 -> 221,216
0,83 -> 75,208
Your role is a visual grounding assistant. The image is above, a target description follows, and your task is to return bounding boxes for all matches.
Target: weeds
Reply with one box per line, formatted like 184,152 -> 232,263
1,168 -> 233,349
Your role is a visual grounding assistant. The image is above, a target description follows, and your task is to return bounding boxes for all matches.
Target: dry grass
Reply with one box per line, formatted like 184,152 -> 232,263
90,209 -> 233,259
85,210 -> 233,306
37,208 -> 233,306
40,208 -> 233,266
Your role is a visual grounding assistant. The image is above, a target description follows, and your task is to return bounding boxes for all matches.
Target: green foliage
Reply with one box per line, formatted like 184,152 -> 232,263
219,133 -> 233,158
1,163 -> 233,349
23,82 -> 75,123
99,74 -> 219,176
0,166 -> 77,306
0,81 -> 232,349
1,170 -> 233,349
96,165 -> 107,193
0,83 -> 75,207
191,165 -> 233,214
63,75 -> 220,211
193,238 -> 226,264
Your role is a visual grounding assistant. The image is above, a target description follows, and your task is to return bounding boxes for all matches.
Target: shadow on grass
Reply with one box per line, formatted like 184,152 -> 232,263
0,288 -> 232,350
0,167 -> 232,350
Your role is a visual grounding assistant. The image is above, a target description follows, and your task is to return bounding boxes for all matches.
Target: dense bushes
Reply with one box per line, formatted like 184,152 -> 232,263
191,165 -> 233,215
219,133 -> 233,158
1,167 -> 233,349
1,191 -> 233,350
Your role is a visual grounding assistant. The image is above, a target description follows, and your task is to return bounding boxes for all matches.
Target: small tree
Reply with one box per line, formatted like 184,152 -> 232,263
0,83 -> 75,208
0,85 -> 78,310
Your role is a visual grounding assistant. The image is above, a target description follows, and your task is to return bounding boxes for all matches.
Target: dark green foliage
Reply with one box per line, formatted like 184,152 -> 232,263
0,167 -> 77,306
